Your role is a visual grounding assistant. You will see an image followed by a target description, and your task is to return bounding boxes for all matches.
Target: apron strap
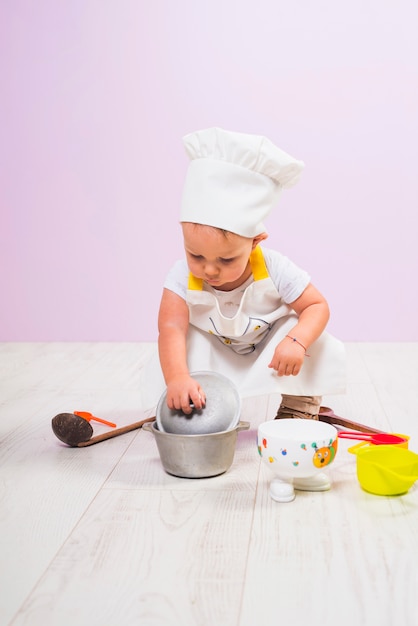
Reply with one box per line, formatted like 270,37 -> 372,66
188,274 -> 204,290
249,245 -> 269,281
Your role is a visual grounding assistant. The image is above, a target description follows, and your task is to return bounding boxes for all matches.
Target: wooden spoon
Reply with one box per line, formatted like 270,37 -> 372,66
51,413 -> 155,447
318,406 -> 384,434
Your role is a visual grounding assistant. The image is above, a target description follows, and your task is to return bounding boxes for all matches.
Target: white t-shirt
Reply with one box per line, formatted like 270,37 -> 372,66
164,247 -> 310,318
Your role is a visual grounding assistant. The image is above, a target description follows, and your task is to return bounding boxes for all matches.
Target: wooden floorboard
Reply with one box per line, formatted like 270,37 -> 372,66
0,343 -> 417,626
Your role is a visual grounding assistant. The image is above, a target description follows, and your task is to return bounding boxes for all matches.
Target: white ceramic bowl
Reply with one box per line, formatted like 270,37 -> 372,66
257,419 -> 338,479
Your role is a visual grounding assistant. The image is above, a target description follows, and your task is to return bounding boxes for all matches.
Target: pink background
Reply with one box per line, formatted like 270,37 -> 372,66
1,1 -> 417,342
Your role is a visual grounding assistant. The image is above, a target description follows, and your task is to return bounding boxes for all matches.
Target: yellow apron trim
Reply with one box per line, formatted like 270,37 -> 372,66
187,245 -> 269,290
249,246 -> 269,281
188,273 -> 204,290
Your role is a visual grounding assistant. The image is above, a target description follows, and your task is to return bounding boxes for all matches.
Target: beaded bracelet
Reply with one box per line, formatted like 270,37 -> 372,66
286,335 -> 310,357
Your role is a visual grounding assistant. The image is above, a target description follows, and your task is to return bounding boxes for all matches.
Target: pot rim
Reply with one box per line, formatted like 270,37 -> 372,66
144,420 -> 250,438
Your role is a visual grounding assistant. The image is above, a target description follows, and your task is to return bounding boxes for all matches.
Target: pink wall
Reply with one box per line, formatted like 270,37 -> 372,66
1,1 -> 417,341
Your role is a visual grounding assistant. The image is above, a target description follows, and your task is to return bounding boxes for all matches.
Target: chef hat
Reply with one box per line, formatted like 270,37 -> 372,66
180,127 -> 304,237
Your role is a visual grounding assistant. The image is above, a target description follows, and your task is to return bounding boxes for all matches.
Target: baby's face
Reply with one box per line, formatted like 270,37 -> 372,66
182,223 -> 255,291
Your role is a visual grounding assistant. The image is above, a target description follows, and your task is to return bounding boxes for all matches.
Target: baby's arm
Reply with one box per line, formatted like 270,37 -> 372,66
158,288 -> 206,413
268,283 -> 330,376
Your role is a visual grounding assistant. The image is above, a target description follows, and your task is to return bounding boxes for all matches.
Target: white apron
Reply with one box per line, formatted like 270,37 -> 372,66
140,247 -> 346,413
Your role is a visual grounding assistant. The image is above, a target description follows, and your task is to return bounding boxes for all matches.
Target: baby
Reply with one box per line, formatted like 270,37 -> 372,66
141,127 -> 346,485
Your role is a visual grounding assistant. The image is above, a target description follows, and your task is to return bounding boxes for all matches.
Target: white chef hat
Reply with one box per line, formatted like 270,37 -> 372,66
180,127 -> 304,237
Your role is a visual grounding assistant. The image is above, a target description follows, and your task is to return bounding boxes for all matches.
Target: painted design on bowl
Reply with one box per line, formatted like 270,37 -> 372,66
312,439 -> 338,467
258,435 -> 338,470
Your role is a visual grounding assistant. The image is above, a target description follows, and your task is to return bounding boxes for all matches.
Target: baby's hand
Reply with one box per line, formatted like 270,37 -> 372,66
166,374 -> 206,414
268,338 -> 306,377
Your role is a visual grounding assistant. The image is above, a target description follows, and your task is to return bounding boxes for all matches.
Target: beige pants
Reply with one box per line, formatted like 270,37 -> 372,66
275,395 -> 322,419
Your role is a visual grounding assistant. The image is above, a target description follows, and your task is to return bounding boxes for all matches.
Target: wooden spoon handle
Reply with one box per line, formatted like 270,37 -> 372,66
77,416 -> 156,447
318,407 -> 384,434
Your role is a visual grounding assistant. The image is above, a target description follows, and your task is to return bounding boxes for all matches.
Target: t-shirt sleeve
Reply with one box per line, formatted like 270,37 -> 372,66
163,259 -> 189,300
262,248 -> 311,303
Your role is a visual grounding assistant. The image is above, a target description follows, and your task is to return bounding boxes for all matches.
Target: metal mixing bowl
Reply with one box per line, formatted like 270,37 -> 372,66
156,370 -> 241,435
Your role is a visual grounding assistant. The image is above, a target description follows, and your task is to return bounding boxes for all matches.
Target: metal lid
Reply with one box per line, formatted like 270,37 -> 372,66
156,371 -> 241,435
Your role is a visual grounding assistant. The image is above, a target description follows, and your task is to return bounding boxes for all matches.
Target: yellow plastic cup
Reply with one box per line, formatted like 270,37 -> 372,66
349,444 -> 418,496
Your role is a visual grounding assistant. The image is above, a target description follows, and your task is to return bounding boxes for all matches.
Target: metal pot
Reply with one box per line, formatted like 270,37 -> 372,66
143,421 -> 250,478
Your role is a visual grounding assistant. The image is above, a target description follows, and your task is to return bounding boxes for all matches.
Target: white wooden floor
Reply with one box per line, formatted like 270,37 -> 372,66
1,342 -> 417,626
